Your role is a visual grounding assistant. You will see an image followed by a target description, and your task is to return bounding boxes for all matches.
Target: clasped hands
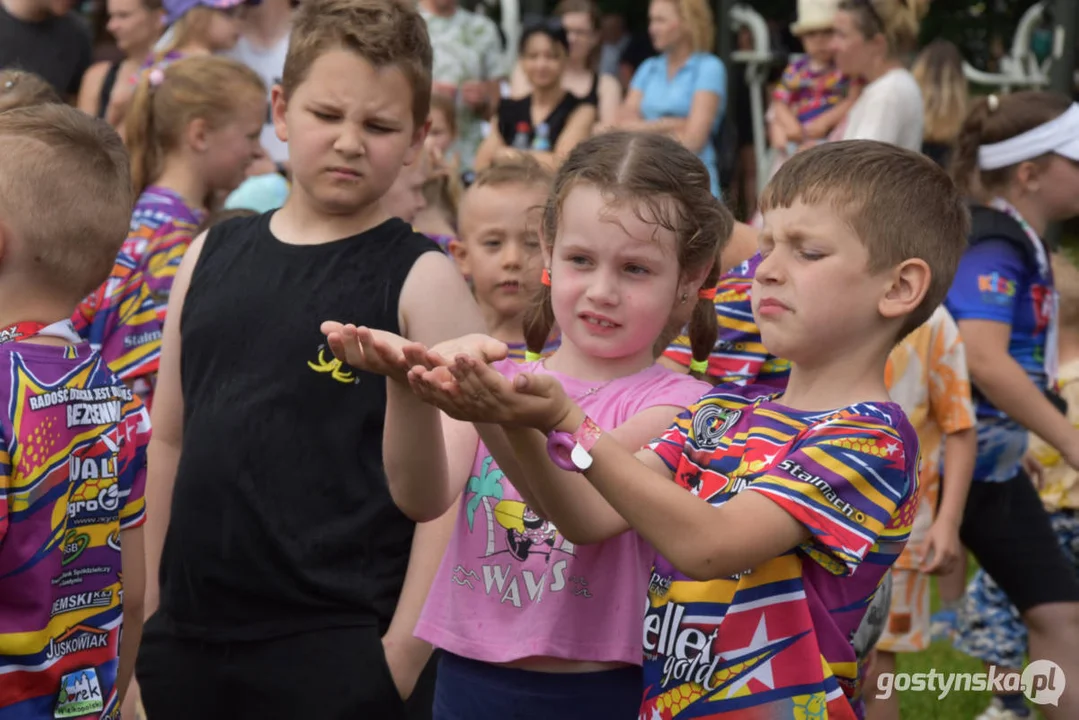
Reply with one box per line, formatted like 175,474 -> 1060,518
321,322 -> 576,432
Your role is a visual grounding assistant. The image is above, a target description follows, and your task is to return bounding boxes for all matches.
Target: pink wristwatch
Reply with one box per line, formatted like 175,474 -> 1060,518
546,416 -> 602,472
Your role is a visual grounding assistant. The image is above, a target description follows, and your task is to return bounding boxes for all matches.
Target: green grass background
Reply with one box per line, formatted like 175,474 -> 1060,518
892,566 -> 998,719
884,557 -> 1052,719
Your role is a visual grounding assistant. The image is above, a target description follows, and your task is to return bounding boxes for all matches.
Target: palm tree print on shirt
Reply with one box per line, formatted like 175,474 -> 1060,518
465,455 -> 504,557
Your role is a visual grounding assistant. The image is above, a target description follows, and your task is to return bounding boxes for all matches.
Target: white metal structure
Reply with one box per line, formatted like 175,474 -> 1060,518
729,3 -> 777,193
963,1 -> 1054,90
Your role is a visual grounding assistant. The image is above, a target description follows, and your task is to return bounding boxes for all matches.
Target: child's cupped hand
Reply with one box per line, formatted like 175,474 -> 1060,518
321,323 -> 510,385
322,323 -> 414,382
408,355 -> 575,432
417,335 -> 510,370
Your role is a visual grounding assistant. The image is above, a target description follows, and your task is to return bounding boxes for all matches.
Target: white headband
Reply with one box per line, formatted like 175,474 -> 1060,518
978,103 -> 1079,171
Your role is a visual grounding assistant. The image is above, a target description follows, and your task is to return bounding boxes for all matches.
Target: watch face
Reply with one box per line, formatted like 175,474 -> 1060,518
570,443 -> 593,470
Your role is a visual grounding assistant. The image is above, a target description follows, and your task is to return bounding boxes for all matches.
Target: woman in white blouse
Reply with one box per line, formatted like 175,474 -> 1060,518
830,0 -> 929,151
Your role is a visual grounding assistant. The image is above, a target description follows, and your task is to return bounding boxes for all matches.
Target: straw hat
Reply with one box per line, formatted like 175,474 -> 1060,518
790,0 -> 840,37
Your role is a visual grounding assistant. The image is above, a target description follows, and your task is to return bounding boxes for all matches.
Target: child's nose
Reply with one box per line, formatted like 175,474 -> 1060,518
755,253 -> 784,284
501,243 -> 522,268
585,271 -> 619,304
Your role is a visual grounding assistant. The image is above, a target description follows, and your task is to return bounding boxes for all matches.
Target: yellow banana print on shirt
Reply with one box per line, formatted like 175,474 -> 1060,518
308,346 -> 358,384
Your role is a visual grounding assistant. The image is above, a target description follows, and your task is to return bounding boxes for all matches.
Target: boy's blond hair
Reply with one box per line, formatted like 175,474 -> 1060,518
760,140 -> 970,338
471,153 -> 554,193
460,154 -> 552,236
0,105 -> 133,301
0,70 -> 62,114
282,0 -> 433,129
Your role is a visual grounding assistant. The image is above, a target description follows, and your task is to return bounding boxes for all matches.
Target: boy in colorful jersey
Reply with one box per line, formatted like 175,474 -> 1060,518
0,106 -> 149,719
416,140 -> 971,719
0,65 -> 163,409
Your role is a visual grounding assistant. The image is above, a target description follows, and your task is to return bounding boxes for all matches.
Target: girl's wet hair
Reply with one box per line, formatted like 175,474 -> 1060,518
950,90 -> 1072,199
525,131 -> 733,378
125,55 -> 265,195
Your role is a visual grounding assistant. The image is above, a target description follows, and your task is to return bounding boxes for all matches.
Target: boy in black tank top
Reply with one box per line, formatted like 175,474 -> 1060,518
134,1 -> 485,718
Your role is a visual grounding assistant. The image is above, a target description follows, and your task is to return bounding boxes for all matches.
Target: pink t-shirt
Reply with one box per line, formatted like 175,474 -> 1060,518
415,360 -> 709,665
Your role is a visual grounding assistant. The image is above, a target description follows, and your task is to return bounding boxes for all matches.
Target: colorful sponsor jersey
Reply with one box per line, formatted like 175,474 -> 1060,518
127,186 -> 203,323
664,254 -> 791,388
643,384 -> 919,719
0,335 -> 149,719
945,235 -> 1053,481
71,253 -> 162,386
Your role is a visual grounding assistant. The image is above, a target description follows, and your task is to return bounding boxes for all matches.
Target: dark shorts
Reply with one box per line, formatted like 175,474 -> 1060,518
960,472 -> 1079,613
433,652 -> 641,720
136,613 -> 437,720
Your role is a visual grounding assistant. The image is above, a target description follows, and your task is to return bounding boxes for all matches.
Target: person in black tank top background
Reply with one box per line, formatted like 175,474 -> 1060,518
76,0 -> 163,126
474,19 -> 595,173
133,1 -> 485,718
507,0 -> 623,128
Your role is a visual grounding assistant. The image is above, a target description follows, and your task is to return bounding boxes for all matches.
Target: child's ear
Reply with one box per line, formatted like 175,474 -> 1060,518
448,238 -> 471,275
403,118 -> 432,168
1015,159 -> 1045,195
187,117 -> 211,153
271,84 -> 288,144
879,258 -> 931,323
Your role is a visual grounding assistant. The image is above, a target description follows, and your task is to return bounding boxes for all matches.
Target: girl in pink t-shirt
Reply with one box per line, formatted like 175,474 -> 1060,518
324,132 -> 732,719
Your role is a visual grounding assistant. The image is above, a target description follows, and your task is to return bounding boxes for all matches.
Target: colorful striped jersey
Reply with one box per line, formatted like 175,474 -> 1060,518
772,56 -> 853,125
0,340 -> 149,720
127,187 -> 203,322
664,254 -> 791,388
505,334 -> 562,362
71,252 -> 162,387
643,384 -> 919,719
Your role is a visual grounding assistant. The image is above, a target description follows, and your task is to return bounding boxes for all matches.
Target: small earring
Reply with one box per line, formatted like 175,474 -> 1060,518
681,293 -> 688,304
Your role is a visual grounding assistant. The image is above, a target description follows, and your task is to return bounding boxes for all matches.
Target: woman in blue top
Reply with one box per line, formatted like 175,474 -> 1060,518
945,90 -> 1079,719
610,0 -> 726,196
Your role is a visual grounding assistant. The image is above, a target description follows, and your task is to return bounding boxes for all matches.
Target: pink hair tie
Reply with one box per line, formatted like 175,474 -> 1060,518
148,68 -> 166,88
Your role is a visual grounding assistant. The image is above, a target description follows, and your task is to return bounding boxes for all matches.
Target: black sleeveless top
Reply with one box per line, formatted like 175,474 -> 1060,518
497,91 -> 583,149
157,213 -> 441,640
96,60 -> 122,119
581,71 -> 599,106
